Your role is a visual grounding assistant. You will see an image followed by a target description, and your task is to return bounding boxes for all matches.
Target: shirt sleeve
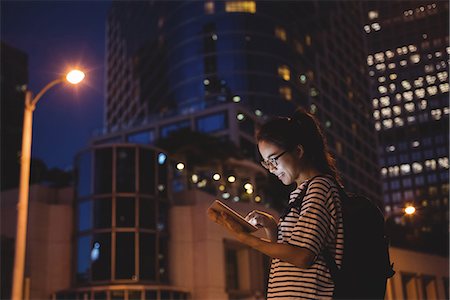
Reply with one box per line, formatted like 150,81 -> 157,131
287,177 -> 333,257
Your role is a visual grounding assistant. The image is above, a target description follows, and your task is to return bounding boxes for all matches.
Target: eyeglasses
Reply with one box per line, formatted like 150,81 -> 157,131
260,151 -> 287,170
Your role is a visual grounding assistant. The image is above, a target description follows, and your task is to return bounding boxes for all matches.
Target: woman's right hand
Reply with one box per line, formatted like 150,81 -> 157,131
245,210 -> 277,229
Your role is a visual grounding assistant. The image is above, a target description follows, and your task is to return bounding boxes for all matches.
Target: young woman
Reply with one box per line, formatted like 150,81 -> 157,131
208,108 -> 344,299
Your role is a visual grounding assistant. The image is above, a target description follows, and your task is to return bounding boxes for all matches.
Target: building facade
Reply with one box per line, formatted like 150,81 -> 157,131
103,0 -> 381,202
364,1 -> 449,255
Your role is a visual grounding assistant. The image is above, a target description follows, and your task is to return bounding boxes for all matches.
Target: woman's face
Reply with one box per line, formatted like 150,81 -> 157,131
258,140 -> 301,186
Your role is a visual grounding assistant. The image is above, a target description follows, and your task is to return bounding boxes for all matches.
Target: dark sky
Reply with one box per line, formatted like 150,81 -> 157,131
2,1 -> 111,170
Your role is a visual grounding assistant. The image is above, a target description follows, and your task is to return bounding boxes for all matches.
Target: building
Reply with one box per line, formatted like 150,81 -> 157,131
103,1 -> 381,202
364,1 -> 449,255
1,180 -> 448,299
0,42 -> 28,191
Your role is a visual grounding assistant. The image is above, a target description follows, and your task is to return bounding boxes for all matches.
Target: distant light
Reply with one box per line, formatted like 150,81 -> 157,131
157,184 -> 165,192
222,192 -> 230,199
233,196 -> 240,202
213,173 -> 221,181
158,153 -> 167,165
203,79 -> 210,85
176,162 -> 185,170
244,183 -> 253,190
197,179 -> 207,188
412,141 -> 420,147
90,242 -> 100,261
246,188 -> 253,194
405,205 -> 416,215
227,176 -> 236,183
66,70 -> 85,84
255,109 -> 263,117
191,174 -> 199,183
299,74 -> 307,84
211,34 -> 218,40
219,184 -> 225,191
236,113 -> 245,121
254,195 -> 261,203
232,95 -> 241,103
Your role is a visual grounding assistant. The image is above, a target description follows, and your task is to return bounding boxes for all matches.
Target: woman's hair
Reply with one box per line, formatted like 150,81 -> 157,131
256,107 -> 341,183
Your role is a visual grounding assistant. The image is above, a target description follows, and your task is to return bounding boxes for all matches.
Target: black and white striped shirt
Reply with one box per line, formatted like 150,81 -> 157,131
267,175 -> 344,299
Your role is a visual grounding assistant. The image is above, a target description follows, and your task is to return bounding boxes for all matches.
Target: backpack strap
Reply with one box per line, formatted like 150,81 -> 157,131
280,174 -> 343,283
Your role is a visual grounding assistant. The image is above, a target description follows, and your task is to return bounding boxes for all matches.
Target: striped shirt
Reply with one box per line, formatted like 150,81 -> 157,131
267,175 -> 344,299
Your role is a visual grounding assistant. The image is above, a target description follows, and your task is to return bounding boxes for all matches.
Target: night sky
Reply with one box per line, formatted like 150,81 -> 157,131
2,1 -> 111,170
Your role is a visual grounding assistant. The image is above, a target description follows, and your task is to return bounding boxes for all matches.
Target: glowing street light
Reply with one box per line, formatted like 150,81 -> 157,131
12,69 -> 85,300
404,205 -> 416,215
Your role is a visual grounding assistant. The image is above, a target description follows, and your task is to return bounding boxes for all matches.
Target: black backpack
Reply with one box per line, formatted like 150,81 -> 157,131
282,176 -> 395,299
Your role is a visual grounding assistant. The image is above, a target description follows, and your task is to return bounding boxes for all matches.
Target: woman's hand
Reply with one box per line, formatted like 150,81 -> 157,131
245,210 -> 278,242
207,208 -> 248,242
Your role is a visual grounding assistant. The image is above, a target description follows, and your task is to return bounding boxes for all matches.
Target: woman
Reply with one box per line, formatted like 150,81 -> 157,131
208,108 -> 344,299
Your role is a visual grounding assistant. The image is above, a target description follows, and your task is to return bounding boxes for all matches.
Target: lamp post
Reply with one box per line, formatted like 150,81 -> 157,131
11,70 -> 85,300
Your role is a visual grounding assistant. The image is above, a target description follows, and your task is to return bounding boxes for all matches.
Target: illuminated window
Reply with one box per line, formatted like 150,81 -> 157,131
435,51 -> 442,57
400,164 -> 411,175
275,26 -> 287,41
383,119 -> 393,129
375,63 -> 386,71
385,50 -> 394,58
388,166 -> 400,176
372,98 -> 379,108
386,145 -> 396,152
431,109 -> 442,120
364,25 -> 371,33
437,71 -> 448,81
427,86 -> 438,96
410,54 -> 420,63
225,1 -> 256,13
415,88 -> 425,98
424,64 -> 434,73
367,55 -> 374,66
278,65 -> 290,81
279,86 -> 292,100
393,106 -> 401,115
439,83 -> 449,93
412,162 -> 423,174
381,168 -> 388,177
369,70 -> 375,76
378,86 -> 387,94
403,91 -> 413,101
373,110 -> 380,120
388,63 -> 396,69
371,23 -> 381,31
426,75 -> 436,84
395,94 -> 402,102
419,100 -> 427,110
405,102 -> 415,112
375,122 -> 381,131
368,10 -> 379,19
414,78 -> 424,87
438,157 -> 449,169
425,159 -> 437,170
204,1 -> 215,14
399,60 -> 407,66
444,107 -> 449,114
394,117 -> 404,126
389,83 -> 396,92
378,76 -> 386,83
375,52 -> 384,62
380,96 -> 390,107
390,73 -> 397,80
401,80 -> 411,90
408,45 -> 417,52
381,107 -> 391,118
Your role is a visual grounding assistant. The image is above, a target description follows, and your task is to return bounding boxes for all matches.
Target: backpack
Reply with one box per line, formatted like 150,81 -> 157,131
282,175 -> 395,299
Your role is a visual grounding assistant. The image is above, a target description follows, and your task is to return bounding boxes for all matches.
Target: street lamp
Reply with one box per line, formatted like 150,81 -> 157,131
11,69 -> 85,300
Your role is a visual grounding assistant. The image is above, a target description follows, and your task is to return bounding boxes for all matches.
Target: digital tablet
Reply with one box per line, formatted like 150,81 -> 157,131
209,200 -> 258,232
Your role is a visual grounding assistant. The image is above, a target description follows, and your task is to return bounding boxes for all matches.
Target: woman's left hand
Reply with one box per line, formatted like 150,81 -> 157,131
207,208 -> 248,241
